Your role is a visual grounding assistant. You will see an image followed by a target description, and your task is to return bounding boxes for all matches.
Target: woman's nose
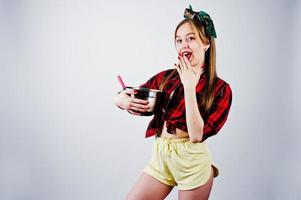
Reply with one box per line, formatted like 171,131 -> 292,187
181,41 -> 189,48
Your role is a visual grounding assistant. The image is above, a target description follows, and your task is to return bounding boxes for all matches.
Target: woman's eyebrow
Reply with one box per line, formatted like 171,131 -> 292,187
175,32 -> 196,38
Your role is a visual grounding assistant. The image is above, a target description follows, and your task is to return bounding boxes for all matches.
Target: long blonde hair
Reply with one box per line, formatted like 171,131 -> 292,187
159,19 -> 217,114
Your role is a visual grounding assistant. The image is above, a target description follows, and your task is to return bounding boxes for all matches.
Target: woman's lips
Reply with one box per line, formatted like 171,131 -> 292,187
179,52 -> 192,61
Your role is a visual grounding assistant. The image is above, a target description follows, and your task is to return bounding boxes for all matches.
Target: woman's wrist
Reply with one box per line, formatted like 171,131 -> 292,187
183,85 -> 196,92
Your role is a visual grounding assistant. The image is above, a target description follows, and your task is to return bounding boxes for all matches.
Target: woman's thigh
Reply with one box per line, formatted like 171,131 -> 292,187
126,172 -> 174,200
178,168 -> 214,200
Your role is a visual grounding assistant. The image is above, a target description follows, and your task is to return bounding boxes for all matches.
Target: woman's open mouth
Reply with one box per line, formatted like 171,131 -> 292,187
180,51 -> 192,61
183,52 -> 192,60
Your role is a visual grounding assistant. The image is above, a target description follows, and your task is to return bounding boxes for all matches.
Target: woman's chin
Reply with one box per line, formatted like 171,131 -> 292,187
189,60 -> 196,66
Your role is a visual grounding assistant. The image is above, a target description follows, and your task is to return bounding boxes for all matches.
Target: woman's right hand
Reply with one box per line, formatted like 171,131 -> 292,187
114,89 -> 150,115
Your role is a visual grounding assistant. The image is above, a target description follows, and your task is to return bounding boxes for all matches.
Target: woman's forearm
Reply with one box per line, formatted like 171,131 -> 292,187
184,86 -> 204,142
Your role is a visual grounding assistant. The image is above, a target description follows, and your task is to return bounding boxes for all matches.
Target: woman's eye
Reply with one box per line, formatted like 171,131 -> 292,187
187,37 -> 195,41
176,39 -> 182,44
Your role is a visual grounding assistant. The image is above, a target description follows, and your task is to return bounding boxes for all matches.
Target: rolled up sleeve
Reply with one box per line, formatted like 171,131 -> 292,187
202,83 -> 232,141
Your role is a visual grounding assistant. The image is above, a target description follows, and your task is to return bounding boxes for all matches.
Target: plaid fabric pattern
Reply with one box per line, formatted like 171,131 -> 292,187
140,69 -> 232,142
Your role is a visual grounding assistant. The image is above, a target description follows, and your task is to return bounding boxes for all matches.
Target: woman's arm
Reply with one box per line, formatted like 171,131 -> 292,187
184,86 -> 204,142
176,55 -> 204,143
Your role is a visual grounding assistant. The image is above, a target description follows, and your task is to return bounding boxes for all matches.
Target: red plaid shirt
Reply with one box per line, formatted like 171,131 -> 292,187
140,68 -> 232,142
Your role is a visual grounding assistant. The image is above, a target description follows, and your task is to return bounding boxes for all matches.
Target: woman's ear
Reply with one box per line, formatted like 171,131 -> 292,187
204,44 -> 210,51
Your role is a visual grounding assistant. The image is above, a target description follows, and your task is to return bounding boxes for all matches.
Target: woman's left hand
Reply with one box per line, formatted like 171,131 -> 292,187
175,55 -> 201,89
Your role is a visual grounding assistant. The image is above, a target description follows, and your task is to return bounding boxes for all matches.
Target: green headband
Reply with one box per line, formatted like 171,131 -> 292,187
184,5 -> 217,38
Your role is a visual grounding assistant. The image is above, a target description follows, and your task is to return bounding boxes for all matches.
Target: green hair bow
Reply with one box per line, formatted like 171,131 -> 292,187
184,5 -> 217,38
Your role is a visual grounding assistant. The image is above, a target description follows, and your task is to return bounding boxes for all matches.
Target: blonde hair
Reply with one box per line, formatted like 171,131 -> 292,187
159,19 -> 217,114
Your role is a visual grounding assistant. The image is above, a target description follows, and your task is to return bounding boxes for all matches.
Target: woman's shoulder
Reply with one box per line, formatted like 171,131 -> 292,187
216,76 -> 230,87
140,68 -> 175,89
215,76 -> 232,95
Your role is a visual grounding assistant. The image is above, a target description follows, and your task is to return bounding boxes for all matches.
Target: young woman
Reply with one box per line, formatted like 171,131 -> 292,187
114,5 -> 232,200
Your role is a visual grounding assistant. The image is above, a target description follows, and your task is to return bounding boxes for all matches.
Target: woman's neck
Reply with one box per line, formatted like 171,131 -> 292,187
192,63 -> 205,75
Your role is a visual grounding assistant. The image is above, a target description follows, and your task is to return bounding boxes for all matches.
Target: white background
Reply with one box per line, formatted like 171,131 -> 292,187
1,0 -> 300,199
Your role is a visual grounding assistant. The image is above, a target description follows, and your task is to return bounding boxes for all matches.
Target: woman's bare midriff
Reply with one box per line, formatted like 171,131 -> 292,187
160,121 -> 189,139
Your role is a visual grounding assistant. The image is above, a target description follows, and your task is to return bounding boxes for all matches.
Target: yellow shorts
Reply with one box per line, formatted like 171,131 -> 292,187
143,136 -> 219,190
